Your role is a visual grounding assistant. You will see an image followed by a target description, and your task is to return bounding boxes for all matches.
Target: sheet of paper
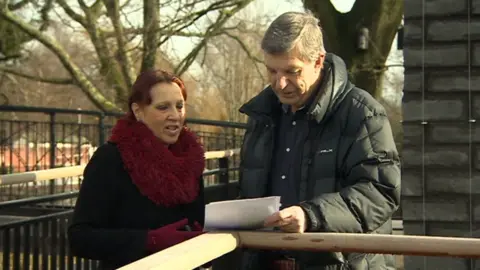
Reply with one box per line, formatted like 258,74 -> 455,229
204,196 -> 281,230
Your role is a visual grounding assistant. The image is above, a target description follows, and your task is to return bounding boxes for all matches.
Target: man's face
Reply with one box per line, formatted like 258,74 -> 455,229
264,50 -> 324,111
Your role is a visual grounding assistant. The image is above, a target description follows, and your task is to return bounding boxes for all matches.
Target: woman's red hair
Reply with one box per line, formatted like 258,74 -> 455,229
127,69 -> 187,120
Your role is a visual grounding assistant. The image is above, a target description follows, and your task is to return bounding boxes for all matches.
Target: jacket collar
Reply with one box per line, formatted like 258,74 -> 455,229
239,53 -> 353,124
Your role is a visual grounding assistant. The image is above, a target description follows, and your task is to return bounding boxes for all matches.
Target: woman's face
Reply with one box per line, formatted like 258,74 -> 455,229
131,82 -> 186,145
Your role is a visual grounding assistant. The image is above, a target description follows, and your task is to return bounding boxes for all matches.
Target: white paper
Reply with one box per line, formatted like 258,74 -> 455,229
204,196 -> 281,230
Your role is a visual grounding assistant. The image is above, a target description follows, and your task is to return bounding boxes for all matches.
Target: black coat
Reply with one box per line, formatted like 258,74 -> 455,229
67,142 -> 205,269
238,53 -> 401,270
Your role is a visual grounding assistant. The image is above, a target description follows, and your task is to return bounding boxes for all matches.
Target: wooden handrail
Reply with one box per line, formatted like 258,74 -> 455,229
204,148 -> 240,159
0,166 -> 86,185
0,148 -> 240,185
118,231 -> 480,270
119,232 -> 239,270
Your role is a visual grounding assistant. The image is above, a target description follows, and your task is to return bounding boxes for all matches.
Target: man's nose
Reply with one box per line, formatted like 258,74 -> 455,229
276,75 -> 288,89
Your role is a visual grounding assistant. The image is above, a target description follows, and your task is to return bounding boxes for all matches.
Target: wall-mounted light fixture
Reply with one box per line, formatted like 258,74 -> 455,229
357,27 -> 369,51
397,25 -> 404,50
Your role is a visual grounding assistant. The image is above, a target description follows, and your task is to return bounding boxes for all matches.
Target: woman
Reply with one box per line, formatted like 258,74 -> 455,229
68,69 -> 207,269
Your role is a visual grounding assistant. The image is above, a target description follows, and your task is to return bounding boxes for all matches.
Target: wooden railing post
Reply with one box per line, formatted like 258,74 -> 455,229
98,113 -> 105,145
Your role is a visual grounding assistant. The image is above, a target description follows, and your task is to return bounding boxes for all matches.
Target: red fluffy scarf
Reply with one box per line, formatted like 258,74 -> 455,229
108,117 -> 205,207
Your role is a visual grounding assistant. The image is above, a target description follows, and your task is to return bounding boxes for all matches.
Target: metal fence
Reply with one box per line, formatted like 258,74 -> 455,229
0,105 -> 247,202
0,160 -> 240,270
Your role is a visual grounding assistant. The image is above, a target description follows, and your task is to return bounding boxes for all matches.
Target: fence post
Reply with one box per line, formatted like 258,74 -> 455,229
218,157 -> 229,200
48,112 -> 56,195
98,114 -> 105,145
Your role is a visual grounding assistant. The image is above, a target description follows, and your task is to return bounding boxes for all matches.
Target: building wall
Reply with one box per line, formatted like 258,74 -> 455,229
402,0 -> 479,269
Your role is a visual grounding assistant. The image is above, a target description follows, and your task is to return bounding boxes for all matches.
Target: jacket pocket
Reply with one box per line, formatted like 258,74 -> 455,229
345,252 -> 392,270
308,149 -> 338,197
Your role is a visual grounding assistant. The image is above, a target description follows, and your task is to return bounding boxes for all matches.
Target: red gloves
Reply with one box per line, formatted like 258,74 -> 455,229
146,219 -> 204,253
191,221 -> 203,231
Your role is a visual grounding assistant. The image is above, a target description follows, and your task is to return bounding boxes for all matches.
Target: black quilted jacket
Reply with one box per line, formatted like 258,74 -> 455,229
237,53 -> 401,270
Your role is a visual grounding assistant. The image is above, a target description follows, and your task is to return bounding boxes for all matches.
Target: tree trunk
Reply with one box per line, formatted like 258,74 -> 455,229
141,0 -> 159,73
302,0 -> 403,98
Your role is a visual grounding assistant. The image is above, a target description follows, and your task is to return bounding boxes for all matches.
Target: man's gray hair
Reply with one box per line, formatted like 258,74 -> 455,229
261,11 -> 326,62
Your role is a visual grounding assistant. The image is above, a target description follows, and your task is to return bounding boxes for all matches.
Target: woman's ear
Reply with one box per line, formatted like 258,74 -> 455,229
131,103 -> 142,121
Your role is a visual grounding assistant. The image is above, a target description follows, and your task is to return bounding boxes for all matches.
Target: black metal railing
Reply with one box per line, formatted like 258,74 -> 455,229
0,155 -> 240,269
0,105 -> 247,201
1,210 -> 80,270
0,151 -> 239,216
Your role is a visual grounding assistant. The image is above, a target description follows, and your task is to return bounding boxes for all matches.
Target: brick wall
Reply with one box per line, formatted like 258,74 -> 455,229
402,0 -> 479,269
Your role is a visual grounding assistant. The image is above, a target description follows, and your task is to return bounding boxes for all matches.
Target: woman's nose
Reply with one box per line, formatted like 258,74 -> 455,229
167,107 -> 180,120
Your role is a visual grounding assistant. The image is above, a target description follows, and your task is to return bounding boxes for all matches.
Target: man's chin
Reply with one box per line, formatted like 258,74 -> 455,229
278,96 -> 300,106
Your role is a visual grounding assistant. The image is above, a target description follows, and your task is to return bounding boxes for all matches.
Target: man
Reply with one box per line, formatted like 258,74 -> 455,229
237,11 -> 401,270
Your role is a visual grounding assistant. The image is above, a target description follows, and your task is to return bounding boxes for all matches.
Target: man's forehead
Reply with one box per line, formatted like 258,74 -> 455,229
264,54 -> 305,69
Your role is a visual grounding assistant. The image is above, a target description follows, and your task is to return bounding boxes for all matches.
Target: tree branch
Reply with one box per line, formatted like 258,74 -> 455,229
223,32 -> 262,64
56,0 -> 88,27
8,0 -> 30,11
0,65 -> 74,84
350,0 -> 403,60
222,31 -> 264,81
0,8 -> 120,112
155,0 -> 249,45
103,0 -> 135,88
174,0 -> 255,76
302,0 -> 342,52
37,0 -> 53,31
302,0 -> 402,98
59,0 -> 130,105
141,0 -> 159,72
0,53 -> 20,61
104,27 -> 237,40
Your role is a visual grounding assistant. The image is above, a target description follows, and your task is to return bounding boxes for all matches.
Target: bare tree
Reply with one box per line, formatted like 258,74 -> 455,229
0,0 -> 35,62
1,22 -> 102,112
302,0 -> 403,98
380,31 -> 404,153
192,2 -> 269,123
0,0 -> 255,112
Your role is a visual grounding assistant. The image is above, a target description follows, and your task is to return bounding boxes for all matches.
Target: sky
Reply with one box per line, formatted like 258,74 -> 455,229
164,0 -> 356,64
161,0 -> 402,103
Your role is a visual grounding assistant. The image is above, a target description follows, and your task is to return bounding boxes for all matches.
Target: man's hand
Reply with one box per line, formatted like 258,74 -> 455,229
263,206 -> 308,233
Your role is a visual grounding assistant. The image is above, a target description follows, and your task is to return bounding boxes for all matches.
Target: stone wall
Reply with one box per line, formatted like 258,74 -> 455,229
402,0 -> 480,269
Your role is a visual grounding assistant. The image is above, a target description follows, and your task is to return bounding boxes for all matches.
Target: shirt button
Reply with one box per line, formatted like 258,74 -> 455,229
286,148 -> 290,152
281,175 -> 286,179
292,121 -> 296,126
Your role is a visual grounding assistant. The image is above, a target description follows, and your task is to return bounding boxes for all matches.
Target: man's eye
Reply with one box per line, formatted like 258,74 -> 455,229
287,70 -> 301,75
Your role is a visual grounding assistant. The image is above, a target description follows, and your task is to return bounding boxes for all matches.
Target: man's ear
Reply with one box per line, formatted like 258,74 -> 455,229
314,53 -> 326,69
